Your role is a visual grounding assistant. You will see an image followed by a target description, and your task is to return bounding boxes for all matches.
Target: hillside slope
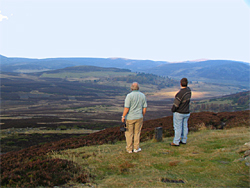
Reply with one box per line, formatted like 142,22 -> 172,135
144,60 -> 249,85
191,91 -> 250,112
51,126 -> 249,188
1,111 -> 249,187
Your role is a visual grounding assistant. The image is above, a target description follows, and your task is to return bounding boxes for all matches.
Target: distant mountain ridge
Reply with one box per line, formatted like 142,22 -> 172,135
144,60 -> 250,84
1,55 -> 249,87
0,55 -> 167,73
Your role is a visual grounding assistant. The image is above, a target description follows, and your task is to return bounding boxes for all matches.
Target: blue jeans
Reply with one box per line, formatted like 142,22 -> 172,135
173,112 -> 190,145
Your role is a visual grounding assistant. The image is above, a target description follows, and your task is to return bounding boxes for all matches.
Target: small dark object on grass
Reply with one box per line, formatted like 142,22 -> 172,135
154,127 -> 163,142
161,178 -> 184,183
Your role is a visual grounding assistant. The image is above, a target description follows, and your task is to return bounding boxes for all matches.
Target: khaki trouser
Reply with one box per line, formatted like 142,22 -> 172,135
125,118 -> 143,152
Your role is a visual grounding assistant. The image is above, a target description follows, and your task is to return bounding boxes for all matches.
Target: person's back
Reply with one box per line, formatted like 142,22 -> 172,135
170,78 -> 191,146
125,90 -> 147,120
174,86 -> 191,114
121,82 -> 147,153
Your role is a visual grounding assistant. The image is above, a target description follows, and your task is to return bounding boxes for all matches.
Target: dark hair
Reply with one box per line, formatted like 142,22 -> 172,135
180,78 -> 188,87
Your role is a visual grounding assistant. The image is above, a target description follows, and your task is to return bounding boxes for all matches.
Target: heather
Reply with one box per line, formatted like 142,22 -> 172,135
1,111 -> 249,187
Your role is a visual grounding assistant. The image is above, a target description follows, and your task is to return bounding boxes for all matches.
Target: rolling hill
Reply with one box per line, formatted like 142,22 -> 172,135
144,60 -> 250,86
0,55 -> 167,73
1,55 -> 249,88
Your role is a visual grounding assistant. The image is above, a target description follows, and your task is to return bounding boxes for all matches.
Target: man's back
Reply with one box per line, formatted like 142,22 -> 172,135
124,90 -> 147,120
174,87 -> 191,114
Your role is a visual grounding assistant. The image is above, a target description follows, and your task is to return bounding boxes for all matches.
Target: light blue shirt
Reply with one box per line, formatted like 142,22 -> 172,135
124,90 -> 147,120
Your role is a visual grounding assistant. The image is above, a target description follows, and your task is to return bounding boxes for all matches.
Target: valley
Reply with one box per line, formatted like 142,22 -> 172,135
1,64 -> 249,153
0,61 -> 249,187
1,67 -> 247,131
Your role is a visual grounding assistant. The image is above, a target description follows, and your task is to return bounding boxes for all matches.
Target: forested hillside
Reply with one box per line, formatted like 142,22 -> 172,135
191,91 -> 250,112
100,73 -> 178,89
144,60 -> 249,86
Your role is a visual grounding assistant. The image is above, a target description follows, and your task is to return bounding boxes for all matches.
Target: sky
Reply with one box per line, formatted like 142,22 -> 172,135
0,0 -> 249,63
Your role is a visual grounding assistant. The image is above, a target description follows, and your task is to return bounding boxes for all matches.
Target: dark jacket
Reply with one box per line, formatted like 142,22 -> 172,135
171,87 -> 191,114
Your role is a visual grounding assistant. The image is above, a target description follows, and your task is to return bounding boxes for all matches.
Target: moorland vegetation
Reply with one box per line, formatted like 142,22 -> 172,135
1,62 -> 250,187
1,110 -> 249,187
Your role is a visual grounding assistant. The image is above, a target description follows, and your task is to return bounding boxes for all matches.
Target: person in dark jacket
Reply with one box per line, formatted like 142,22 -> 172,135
170,78 -> 192,146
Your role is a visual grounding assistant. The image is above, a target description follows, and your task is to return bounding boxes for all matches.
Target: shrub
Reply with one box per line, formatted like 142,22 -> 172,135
6,141 -> 15,146
1,158 -> 89,187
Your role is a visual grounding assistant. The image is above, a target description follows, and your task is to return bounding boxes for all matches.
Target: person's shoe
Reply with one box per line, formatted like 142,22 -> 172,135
127,151 -> 133,154
133,148 -> 142,153
170,143 -> 180,146
180,141 -> 186,144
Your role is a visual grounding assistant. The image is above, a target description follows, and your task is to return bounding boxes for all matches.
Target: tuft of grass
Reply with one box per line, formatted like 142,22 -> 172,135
50,126 -> 250,187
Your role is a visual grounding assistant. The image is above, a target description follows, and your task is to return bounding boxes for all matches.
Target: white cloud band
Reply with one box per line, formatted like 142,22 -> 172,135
0,11 -> 9,22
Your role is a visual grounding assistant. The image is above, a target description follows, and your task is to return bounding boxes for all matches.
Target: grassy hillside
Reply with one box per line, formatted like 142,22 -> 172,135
1,111 -> 249,187
50,126 -> 249,188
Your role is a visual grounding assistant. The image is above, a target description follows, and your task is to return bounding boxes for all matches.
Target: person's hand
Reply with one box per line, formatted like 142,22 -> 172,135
121,116 -> 125,122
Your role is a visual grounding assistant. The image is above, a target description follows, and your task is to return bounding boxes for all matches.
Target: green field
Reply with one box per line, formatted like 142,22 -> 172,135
40,71 -> 136,79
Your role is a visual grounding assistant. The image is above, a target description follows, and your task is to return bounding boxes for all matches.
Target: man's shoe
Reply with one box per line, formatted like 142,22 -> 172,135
133,148 -> 142,153
127,151 -> 133,154
170,143 -> 180,146
180,141 -> 186,144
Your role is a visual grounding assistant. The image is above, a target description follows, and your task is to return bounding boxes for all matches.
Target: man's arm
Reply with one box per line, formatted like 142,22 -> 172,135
143,107 -> 147,116
171,91 -> 181,112
121,107 -> 129,122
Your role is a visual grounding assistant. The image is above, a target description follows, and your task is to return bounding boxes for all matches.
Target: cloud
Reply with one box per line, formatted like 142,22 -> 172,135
0,11 -> 9,22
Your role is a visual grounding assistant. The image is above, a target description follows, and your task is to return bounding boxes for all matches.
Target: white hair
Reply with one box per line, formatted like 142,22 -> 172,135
131,82 -> 139,90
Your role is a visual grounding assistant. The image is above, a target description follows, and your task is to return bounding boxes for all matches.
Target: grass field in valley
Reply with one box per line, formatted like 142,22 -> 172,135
40,71 -> 136,79
50,126 -> 250,188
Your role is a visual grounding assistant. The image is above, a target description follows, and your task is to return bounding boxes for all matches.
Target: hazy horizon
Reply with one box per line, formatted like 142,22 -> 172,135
1,54 -> 250,64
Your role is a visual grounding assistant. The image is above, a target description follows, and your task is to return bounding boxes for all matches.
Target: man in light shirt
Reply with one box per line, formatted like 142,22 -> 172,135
121,82 -> 147,153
